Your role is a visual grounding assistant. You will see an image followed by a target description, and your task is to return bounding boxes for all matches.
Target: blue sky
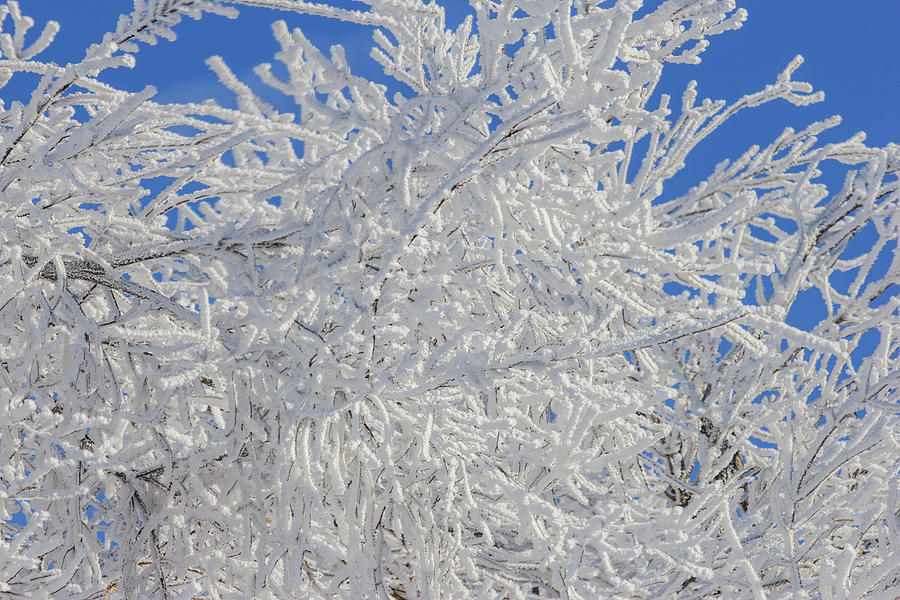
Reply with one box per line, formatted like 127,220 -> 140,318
11,1 -> 900,318
16,1 -> 897,229
12,0 -> 897,333
20,1 -> 899,154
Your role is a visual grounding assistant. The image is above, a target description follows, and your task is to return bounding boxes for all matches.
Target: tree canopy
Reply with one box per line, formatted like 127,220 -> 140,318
1,1 -> 898,598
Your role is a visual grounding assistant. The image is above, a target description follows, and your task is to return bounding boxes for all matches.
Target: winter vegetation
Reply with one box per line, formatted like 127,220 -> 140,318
1,0 -> 898,598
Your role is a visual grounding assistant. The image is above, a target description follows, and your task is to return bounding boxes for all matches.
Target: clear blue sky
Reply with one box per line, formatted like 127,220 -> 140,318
20,1 -> 900,154
12,0 -> 900,331
5,0 -> 896,528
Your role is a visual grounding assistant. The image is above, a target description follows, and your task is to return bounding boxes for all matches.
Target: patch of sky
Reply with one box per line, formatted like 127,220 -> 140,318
863,238 -> 896,290
136,175 -> 177,212
180,180 -> 211,196
689,459 -> 700,484
716,337 -> 733,360
544,20 -> 556,40
785,287 -> 827,331
631,0 -> 666,20
67,226 -> 92,247
5,501 -> 28,528
0,72 -> 43,106
747,223 -> 778,243
291,138 -> 305,160
870,283 -> 899,308
185,113 -> 230,126
612,57 -> 630,75
742,274 -> 774,306
760,212 -> 799,235
166,208 -> 182,230
486,112 -> 502,133
503,30 -> 526,60
850,329 -> 880,370
748,435 -> 778,450
663,280 -> 700,298
806,386 -> 822,404
66,103 -> 93,125
624,131 -> 652,182
96,529 -> 119,550
827,291 -> 853,325
219,149 -> 236,168
839,220 -> 877,261
161,124 -> 205,137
